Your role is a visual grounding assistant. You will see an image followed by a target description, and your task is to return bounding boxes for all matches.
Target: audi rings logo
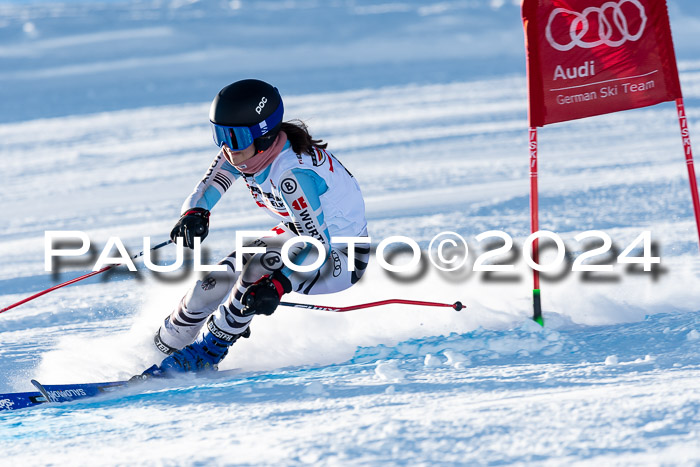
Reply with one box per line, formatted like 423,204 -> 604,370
545,0 -> 647,52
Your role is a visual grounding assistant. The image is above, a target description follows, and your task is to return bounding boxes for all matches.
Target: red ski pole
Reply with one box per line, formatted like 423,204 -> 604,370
279,299 -> 464,313
0,239 -> 172,315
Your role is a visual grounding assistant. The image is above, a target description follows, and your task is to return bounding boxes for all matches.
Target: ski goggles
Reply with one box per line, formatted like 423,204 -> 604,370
211,100 -> 284,151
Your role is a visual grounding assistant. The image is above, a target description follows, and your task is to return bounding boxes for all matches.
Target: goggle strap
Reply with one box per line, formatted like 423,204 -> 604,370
250,100 -> 284,139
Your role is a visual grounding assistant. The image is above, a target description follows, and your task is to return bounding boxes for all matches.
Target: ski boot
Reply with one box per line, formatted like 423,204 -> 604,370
134,317 -> 250,380
153,324 -> 177,356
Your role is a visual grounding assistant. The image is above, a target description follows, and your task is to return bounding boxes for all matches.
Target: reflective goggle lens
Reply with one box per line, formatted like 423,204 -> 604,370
211,124 -> 254,151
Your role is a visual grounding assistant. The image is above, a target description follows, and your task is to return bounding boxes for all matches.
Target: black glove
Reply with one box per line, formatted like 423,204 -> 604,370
241,271 -> 292,317
170,208 -> 210,249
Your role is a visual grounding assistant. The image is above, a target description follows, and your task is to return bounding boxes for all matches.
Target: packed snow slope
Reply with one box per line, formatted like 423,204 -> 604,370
1,0 -> 700,465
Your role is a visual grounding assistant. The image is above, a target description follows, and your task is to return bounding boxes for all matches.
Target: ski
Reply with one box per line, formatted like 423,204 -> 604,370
30,379 -> 131,404
2,369 -> 243,412
0,390 -> 48,411
0,380 -> 131,411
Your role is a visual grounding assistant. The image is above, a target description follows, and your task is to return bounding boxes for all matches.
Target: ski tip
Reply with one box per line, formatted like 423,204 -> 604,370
30,379 -> 51,402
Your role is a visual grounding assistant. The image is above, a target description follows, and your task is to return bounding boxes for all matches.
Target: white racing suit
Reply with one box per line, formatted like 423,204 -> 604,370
156,142 -> 369,353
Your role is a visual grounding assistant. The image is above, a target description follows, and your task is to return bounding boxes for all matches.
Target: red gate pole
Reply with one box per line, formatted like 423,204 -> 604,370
676,98 -> 700,252
529,127 -> 543,325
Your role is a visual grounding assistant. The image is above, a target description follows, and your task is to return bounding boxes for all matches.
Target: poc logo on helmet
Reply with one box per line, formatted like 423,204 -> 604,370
255,96 -> 268,115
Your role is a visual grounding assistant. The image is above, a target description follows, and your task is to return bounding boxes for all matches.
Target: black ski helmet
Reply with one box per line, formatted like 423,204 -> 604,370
209,79 -> 284,152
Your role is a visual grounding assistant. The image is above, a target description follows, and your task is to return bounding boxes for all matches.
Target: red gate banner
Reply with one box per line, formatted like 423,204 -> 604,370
523,0 -> 682,127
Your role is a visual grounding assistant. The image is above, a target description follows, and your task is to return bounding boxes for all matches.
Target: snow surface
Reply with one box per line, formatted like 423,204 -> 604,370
1,0 -> 700,465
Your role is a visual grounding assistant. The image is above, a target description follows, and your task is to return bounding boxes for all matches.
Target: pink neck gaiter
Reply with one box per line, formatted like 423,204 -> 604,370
233,131 -> 288,174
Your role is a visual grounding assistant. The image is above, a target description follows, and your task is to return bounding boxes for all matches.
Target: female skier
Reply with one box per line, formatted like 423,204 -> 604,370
141,79 -> 369,377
